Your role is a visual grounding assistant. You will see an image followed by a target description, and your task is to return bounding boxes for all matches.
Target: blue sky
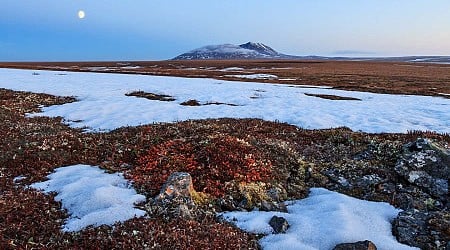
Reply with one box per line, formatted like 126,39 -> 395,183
1,0 -> 450,61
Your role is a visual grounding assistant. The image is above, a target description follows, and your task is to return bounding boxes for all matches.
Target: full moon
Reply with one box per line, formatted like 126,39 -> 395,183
78,10 -> 85,19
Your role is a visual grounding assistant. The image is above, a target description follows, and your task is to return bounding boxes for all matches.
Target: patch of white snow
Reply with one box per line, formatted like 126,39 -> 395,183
220,188 -> 418,250
30,164 -> 146,232
226,74 -> 278,80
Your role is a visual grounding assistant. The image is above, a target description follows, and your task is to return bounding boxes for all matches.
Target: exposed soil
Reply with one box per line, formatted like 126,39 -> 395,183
304,93 -> 362,101
180,99 -> 201,106
125,91 -> 176,102
1,60 -> 449,98
1,87 -> 449,249
179,99 -> 240,107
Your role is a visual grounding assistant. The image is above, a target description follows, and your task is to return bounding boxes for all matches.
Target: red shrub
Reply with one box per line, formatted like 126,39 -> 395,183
129,136 -> 272,197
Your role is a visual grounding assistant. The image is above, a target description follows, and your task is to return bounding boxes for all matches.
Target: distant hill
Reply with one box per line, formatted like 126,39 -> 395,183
173,42 -> 298,60
173,42 -> 450,63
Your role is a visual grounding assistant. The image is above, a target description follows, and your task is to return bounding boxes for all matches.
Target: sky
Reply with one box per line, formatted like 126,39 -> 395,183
1,0 -> 450,61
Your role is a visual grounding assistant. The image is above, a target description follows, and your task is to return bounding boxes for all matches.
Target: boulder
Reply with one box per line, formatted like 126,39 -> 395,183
333,240 -> 377,250
269,215 -> 289,234
155,172 -> 195,202
147,172 -> 197,219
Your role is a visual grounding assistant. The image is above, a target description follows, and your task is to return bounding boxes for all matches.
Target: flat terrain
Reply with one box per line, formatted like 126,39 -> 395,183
0,63 -> 449,249
1,60 -> 449,98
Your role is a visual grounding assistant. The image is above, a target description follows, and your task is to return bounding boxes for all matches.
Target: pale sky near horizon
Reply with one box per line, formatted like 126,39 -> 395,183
1,0 -> 450,61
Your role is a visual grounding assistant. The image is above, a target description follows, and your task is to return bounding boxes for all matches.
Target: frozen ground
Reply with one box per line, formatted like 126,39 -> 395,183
1,68 -> 449,133
221,188 -> 418,250
3,68 -> 435,248
0,68 -> 448,133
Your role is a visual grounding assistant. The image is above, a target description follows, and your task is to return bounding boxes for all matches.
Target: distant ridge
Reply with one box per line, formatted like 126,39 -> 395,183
172,42 -> 450,63
172,42 -> 297,60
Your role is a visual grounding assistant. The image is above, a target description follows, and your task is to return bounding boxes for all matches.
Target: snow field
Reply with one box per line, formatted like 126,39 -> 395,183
0,68 -> 448,133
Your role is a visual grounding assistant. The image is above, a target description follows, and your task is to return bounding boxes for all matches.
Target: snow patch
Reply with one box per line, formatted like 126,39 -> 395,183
226,74 -> 279,80
220,188 -> 418,250
30,164 -> 146,232
13,175 -> 26,183
219,67 -> 245,71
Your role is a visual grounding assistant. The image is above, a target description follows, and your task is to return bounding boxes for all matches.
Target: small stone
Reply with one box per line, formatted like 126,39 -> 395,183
269,216 -> 289,234
333,240 -> 377,250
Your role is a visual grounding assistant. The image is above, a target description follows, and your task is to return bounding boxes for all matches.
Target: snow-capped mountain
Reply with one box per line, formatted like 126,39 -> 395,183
173,42 -> 295,60
173,42 -> 450,63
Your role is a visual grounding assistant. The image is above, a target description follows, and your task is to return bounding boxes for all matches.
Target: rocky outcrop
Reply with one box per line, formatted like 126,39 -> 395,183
394,138 -> 449,204
391,138 -> 450,249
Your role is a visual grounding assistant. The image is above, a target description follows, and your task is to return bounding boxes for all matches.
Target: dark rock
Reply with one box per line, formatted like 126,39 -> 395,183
392,209 -> 450,249
323,170 -> 351,187
394,138 -> 449,204
333,240 -> 377,250
217,197 -> 238,211
269,216 -> 289,234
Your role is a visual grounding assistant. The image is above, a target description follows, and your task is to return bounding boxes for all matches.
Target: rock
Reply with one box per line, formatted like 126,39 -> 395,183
392,209 -> 450,249
323,170 -> 352,188
394,138 -> 449,203
155,172 -> 194,201
260,200 -> 288,212
269,216 -> 289,234
267,187 -> 286,202
147,172 -> 198,219
333,240 -> 377,250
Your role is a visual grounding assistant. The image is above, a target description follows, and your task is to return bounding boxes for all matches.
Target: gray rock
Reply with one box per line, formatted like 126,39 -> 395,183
147,172 -> 198,219
155,172 -> 194,201
394,138 -> 449,203
269,215 -> 289,234
392,209 -> 450,249
333,240 -> 377,250
260,200 -> 288,213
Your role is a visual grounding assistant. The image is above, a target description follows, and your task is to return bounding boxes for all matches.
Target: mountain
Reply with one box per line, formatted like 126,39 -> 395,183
173,42 -> 296,60
173,42 -> 450,63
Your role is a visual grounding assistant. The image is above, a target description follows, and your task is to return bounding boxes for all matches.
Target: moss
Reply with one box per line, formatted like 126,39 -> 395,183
238,182 -> 270,208
191,190 -> 211,206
